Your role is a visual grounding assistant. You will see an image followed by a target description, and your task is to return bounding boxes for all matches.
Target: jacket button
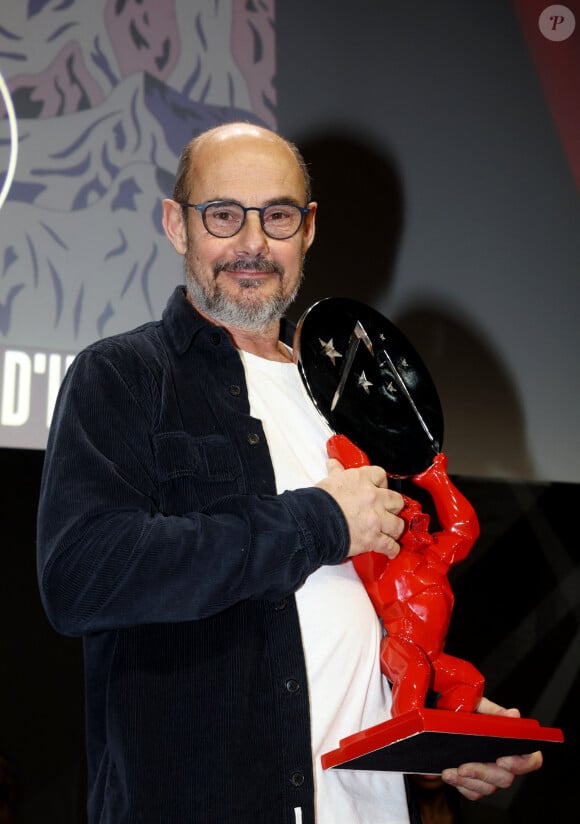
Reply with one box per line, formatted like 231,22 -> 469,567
229,385 -> 241,396
290,770 -> 305,787
247,433 -> 260,445
210,332 -> 221,345
273,599 -> 287,611
285,678 -> 300,694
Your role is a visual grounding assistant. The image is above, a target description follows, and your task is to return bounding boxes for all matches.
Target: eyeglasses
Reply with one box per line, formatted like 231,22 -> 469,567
179,200 -> 311,239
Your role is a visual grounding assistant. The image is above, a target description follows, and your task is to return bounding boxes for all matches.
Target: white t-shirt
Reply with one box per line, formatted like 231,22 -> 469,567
239,350 -> 410,824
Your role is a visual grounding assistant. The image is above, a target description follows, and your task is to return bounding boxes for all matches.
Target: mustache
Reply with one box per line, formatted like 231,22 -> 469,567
214,258 -> 284,276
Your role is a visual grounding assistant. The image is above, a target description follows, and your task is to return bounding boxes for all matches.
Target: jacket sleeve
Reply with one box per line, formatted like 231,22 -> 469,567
37,346 -> 349,636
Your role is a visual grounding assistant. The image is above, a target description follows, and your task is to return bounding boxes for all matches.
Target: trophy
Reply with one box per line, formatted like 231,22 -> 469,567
294,297 -> 564,774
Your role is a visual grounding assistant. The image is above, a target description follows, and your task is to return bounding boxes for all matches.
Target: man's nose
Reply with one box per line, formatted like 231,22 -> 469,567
235,210 -> 269,253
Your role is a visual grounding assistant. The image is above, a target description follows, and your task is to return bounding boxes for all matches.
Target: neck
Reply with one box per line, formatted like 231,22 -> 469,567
230,325 -> 292,362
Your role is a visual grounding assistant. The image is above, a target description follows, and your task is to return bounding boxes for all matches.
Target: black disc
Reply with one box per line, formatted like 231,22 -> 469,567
294,297 -> 444,476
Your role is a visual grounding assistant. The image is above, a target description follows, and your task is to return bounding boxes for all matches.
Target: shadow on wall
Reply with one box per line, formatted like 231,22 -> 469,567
288,129 -> 534,481
394,305 -> 534,481
287,130 -> 404,322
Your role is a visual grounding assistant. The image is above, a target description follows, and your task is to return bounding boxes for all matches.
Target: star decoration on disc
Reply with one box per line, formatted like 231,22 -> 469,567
357,371 -> 373,394
319,338 -> 342,366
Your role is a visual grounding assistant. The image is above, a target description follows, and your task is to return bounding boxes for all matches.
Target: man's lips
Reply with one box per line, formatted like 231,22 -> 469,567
223,269 -> 271,279
214,259 -> 284,277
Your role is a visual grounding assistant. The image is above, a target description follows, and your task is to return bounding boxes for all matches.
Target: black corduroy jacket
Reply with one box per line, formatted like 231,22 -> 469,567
37,286 -> 350,823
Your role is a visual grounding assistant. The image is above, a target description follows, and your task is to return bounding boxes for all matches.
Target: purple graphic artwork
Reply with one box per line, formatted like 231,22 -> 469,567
0,0 -> 276,447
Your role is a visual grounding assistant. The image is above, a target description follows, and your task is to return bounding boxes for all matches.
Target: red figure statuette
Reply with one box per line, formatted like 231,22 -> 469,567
321,434 -> 564,773
328,434 -> 484,717
294,297 -> 564,774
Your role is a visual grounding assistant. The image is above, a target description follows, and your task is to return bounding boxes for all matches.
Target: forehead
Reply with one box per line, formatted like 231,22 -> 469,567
188,131 -> 306,203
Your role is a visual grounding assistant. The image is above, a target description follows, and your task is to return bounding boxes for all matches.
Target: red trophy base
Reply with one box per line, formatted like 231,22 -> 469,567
321,709 -> 564,774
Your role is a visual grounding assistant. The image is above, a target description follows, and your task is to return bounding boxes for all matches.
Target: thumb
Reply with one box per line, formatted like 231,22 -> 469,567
326,457 -> 345,474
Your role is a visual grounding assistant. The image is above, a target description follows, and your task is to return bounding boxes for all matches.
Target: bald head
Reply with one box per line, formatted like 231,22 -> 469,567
172,122 -> 311,206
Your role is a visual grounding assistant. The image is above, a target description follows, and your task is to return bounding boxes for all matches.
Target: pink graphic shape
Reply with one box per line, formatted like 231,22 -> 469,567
105,0 -> 179,82
512,0 -> 580,191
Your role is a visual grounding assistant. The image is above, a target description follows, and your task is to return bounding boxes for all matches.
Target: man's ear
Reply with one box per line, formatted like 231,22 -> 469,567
302,201 -> 317,252
162,199 -> 188,254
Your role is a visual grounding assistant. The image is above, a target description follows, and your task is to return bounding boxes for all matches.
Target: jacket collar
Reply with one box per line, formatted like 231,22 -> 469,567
162,286 -> 212,354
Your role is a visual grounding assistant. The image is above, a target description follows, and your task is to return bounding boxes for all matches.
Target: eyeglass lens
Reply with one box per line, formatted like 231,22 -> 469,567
203,203 -> 304,238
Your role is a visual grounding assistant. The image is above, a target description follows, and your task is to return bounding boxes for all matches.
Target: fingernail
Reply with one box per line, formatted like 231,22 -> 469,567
442,769 -> 457,785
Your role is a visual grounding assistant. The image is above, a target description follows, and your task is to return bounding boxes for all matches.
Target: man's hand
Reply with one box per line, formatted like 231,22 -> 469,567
441,697 -> 543,800
316,458 -> 404,559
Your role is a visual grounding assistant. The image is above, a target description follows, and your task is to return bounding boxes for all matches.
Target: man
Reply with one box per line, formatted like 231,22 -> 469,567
37,122 -> 541,823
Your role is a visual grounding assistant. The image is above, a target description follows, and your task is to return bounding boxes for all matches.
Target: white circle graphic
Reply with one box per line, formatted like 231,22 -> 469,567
0,71 -> 18,211
539,5 -> 576,41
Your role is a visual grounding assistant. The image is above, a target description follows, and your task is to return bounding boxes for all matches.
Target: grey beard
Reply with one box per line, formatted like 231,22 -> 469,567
184,260 -> 303,332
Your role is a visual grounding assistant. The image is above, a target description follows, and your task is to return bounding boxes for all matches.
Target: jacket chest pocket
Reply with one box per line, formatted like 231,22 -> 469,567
153,431 -> 243,513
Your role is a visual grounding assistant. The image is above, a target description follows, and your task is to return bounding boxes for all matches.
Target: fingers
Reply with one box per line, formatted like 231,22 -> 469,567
497,751 -> 543,774
442,762 -> 515,800
360,529 -> 401,560
315,463 -> 405,558
442,750 -> 543,801
475,696 -> 520,718
442,698 -> 544,800
326,458 -> 390,489
325,457 -> 344,474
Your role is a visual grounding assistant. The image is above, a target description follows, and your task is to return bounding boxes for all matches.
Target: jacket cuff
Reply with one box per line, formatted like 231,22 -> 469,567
281,487 -> 350,567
